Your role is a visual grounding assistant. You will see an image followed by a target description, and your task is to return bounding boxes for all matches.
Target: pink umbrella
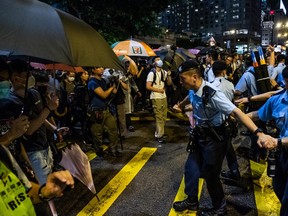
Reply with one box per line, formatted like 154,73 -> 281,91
59,144 -> 99,201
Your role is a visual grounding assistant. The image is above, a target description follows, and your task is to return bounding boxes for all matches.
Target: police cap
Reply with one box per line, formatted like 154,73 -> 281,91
178,59 -> 199,74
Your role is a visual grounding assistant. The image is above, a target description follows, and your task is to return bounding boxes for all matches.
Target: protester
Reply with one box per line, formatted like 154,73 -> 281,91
203,50 -> 218,82
87,67 -> 121,157
146,56 -> 172,144
271,54 -> 286,88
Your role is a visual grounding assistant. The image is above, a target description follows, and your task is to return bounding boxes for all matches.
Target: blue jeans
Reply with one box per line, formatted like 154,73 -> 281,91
27,147 -> 53,185
273,149 -> 288,216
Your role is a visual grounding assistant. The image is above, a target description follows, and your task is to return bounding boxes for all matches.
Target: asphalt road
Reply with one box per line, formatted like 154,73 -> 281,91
43,112 -> 280,216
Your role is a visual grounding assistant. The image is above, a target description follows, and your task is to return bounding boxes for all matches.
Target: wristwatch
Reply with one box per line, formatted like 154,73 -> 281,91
253,128 -> 264,136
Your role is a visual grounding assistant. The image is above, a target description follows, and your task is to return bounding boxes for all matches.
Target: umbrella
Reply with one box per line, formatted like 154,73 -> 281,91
30,63 -> 85,73
0,0 -> 124,70
45,64 -> 85,73
112,39 -> 156,57
59,144 -> 99,200
188,49 -> 201,55
155,48 -> 196,71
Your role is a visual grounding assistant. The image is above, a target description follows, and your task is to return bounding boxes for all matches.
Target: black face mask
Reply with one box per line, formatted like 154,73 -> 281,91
37,86 -> 48,96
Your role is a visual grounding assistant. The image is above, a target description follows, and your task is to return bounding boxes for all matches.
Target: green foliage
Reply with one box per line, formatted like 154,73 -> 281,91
40,0 -> 178,44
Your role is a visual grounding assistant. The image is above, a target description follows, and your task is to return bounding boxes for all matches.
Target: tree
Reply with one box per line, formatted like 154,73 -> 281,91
41,0 -> 179,44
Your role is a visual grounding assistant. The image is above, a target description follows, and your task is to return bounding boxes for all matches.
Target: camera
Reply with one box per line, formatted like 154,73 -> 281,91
102,69 -> 126,86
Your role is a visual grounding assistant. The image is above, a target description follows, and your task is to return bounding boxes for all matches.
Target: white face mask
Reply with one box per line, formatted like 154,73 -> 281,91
67,77 -> 75,82
27,76 -> 35,89
155,60 -> 163,68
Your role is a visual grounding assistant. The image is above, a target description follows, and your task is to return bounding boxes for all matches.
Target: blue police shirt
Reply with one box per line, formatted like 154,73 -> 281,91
88,77 -> 108,110
188,80 -> 236,127
258,90 -> 288,138
235,66 -> 258,96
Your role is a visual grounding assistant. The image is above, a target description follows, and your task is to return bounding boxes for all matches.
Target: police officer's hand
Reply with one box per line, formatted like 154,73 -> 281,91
47,94 -> 59,111
235,97 -> 249,105
40,170 -> 74,199
257,134 -> 277,149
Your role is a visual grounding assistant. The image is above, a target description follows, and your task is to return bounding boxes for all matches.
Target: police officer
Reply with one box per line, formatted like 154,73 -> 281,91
247,67 -> 288,216
173,60 -> 275,215
211,61 -> 240,181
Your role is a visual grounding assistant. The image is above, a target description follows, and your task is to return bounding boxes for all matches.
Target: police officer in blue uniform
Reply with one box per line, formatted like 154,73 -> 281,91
248,67 -> 288,216
173,60 -> 276,215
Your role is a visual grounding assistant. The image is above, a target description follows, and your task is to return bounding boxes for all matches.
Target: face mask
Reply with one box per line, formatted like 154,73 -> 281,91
0,80 -> 11,99
155,60 -> 163,68
67,76 -> 75,82
27,76 -> 35,89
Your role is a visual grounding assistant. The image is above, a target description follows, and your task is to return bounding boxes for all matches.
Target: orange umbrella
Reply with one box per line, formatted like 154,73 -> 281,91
112,39 -> 156,57
45,63 -> 85,72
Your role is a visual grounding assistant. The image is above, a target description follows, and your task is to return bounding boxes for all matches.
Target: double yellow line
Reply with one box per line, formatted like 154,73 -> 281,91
77,147 -> 157,216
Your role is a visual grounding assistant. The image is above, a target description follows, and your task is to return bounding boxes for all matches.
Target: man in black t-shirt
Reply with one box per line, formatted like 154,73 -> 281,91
5,60 -> 59,185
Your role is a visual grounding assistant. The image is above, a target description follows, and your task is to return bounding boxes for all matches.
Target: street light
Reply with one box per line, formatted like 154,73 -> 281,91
276,23 -> 282,28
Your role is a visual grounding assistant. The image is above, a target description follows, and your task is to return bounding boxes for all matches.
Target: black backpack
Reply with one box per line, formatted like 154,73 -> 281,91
248,65 -> 272,94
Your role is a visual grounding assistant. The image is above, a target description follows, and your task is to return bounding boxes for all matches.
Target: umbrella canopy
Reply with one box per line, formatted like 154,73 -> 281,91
0,0 -> 124,70
155,48 -> 195,71
112,39 -> 156,57
59,144 -> 97,195
30,63 -> 85,73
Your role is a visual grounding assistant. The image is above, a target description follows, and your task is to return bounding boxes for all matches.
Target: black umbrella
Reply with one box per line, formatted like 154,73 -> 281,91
0,0 -> 124,70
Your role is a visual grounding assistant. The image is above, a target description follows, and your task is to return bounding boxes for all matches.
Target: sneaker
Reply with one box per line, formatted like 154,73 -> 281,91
220,169 -> 241,181
156,137 -> 166,144
197,200 -> 227,216
173,198 -> 199,212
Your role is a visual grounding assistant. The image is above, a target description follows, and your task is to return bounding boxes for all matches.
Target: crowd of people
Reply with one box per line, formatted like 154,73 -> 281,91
0,43 -> 287,215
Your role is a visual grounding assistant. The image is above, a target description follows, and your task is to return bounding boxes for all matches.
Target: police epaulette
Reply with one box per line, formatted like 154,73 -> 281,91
202,85 -> 216,105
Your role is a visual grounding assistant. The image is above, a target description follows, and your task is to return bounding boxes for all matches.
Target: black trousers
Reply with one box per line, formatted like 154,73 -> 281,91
184,131 -> 228,208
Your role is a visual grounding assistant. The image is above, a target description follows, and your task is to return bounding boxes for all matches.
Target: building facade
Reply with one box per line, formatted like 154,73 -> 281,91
158,0 -> 262,53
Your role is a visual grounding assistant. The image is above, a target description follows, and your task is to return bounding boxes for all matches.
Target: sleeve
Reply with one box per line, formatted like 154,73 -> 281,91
235,74 -> 248,93
258,97 -> 274,121
146,71 -> 154,82
267,65 -> 274,78
88,79 -> 100,91
271,68 -> 278,80
208,69 -> 215,82
211,91 -> 237,116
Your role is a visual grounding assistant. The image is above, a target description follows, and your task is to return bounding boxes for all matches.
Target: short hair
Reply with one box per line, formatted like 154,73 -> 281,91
277,54 -> 286,62
207,50 -> 218,61
32,70 -> 49,83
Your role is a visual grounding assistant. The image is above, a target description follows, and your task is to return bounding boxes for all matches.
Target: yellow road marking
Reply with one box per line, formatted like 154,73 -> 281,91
250,160 -> 280,215
168,177 -> 204,216
131,116 -> 171,121
77,147 -> 157,216
86,145 -> 108,161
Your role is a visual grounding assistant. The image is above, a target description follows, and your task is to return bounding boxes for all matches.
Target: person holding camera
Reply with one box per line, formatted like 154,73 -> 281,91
146,56 -> 172,144
172,60 -> 276,215
87,67 -> 121,157
247,67 -> 288,216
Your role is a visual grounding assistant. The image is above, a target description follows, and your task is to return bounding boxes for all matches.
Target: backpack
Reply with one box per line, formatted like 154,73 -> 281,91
247,65 -> 272,94
150,68 -> 165,86
74,82 -> 89,107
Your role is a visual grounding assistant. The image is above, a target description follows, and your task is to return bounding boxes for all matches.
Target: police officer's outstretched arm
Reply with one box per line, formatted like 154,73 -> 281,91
231,107 -> 277,148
